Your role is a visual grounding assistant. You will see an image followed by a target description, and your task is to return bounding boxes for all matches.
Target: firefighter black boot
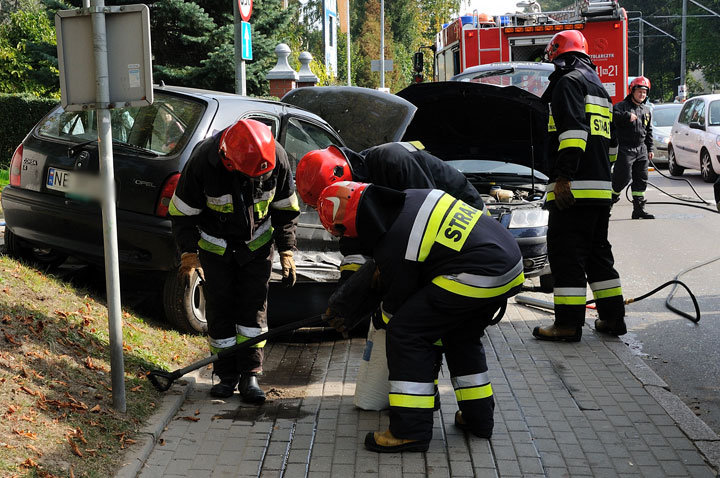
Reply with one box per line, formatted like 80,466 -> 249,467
209,359 -> 239,398
594,318 -> 627,336
631,197 -> 654,219
238,373 -> 266,404
532,323 -> 582,342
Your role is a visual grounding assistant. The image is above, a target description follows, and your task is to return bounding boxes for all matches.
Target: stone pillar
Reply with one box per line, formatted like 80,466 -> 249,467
266,43 -> 298,98
297,51 -> 319,88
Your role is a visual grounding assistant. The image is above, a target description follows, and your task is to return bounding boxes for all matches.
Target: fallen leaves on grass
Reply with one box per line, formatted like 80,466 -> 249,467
4,331 -> 22,345
25,443 -> 43,457
177,416 -> 200,422
67,436 -> 83,457
12,429 -> 38,440
83,356 -> 108,372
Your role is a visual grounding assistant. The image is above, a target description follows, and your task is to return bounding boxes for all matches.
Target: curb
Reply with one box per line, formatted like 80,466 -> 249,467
605,334 -> 720,472
115,371 -> 201,478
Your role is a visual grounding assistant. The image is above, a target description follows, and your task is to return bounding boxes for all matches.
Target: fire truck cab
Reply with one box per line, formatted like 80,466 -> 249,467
433,0 -> 629,103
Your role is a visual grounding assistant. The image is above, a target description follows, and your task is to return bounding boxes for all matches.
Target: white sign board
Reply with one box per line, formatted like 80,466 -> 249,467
55,5 -> 153,111
371,60 -> 394,72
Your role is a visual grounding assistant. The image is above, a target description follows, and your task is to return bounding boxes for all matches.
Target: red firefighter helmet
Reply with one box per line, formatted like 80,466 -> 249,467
296,146 -> 353,207
543,30 -> 589,62
477,13 -> 495,26
218,119 -> 276,177
317,181 -> 369,238
630,76 -> 651,91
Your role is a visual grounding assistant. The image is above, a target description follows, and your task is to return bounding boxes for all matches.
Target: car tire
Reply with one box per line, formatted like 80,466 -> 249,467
700,149 -> 717,183
667,146 -> 684,177
3,228 -> 68,268
163,268 -> 208,334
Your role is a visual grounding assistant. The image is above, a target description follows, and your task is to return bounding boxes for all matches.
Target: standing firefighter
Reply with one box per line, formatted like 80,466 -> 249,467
532,30 -> 627,341
296,142 -> 486,277
318,181 -> 524,452
611,76 -> 655,219
169,119 -> 300,402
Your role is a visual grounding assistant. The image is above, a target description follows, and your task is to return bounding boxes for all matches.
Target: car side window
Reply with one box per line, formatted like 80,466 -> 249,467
693,101 -> 706,126
709,101 -> 720,126
242,114 -> 279,138
283,118 -> 342,173
677,100 -> 695,125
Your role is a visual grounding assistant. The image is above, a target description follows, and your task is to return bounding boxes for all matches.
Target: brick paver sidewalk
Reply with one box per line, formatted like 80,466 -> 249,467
119,301 -> 719,477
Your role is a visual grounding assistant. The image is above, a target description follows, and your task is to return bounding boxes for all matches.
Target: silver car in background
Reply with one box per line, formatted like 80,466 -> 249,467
650,103 -> 683,165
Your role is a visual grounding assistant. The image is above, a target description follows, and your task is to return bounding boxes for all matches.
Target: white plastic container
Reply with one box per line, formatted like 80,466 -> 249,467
353,322 -> 390,410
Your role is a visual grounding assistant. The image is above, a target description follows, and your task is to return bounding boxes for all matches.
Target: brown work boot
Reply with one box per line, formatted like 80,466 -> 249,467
594,319 -> 627,336
532,324 -> 582,342
364,429 -> 430,453
454,411 -> 492,439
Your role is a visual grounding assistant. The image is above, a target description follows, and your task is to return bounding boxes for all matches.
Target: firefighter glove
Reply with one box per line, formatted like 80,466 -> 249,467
279,251 -> 296,287
179,252 -> 204,286
321,307 -> 350,338
553,177 -> 575,210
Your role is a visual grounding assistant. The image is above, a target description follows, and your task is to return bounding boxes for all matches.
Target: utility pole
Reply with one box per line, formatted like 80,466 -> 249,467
638,19 -> 644,76
380,0 -> 385,89
680,0 -> 687,99
346,0 -> 351,86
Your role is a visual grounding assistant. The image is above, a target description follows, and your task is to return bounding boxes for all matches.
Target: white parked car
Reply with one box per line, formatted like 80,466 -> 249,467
667,94 -> 720,182
651,103 -> 683,165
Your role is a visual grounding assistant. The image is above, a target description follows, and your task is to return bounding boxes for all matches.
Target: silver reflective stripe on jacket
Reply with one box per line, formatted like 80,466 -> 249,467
404,189 -> 445,261
169,193 -> 202,216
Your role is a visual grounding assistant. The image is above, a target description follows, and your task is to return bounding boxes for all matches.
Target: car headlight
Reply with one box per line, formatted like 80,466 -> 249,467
663,136 -> 670,144
508,208 -> 549,228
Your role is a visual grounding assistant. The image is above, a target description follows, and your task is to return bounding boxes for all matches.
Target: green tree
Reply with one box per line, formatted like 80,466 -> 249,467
0,0 -> 58,97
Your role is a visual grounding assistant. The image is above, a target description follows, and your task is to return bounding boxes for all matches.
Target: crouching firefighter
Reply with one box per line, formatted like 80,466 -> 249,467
169,119 -> 300,403
317,182 -> 524,452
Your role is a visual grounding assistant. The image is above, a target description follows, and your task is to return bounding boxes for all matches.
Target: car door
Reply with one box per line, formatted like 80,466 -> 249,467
672,99 -> 696,166
685,99 -> 707,170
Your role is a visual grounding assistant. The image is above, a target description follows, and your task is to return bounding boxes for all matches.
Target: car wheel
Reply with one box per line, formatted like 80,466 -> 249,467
3,228 -> 68,268
667,146 -> 684,177
700,150 -> 718,183
163,268 -> 208,334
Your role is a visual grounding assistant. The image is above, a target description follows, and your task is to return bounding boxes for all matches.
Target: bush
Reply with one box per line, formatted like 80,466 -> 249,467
0,93 -> 58,169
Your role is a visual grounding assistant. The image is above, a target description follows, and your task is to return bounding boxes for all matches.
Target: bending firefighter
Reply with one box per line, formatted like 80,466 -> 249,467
533,30 -> 627,342
318,181 -> 524,452
169,119 -> 300,403
611,76 -> 655,219
296,141 -> 486,278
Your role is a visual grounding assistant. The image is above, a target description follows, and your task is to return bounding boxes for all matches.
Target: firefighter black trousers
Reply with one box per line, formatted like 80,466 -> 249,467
612,145 -> 650,196
547,205 -> 625,328
386,284 -> 503,441
199,243 -> 273,379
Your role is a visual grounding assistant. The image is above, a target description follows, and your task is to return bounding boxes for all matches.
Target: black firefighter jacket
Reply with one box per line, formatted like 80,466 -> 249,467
614,94 -> 654,151
542,56 -> 618,206
371,188 -> 524,322
169,132 -> 299,260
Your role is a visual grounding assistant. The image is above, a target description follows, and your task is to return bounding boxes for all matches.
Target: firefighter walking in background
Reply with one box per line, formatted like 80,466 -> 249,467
532,30 -> 627,342
318,182 -> 524,452
296,142 -> 486,278
169,119 -> 300,402
611,76 -> 656,219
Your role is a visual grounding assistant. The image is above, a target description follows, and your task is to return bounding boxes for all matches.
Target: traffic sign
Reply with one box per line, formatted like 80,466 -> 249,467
241,21 -> 253,60
239,0 -> 252,22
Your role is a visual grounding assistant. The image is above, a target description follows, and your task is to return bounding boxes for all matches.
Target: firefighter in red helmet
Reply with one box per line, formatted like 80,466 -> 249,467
533,30 -> 627,342
169,119 -> 300,402
611,76 -> 656,219
317,181 -> 524,452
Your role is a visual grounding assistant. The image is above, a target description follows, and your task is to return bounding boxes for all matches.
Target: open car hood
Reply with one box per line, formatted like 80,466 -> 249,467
396,82 -> 550,176
281,86 -> 416,152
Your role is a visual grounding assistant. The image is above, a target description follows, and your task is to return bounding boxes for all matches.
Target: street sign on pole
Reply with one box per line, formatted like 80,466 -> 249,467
239,0 -> 253,21
241,21 -> 252,60
371,59 -> 393,71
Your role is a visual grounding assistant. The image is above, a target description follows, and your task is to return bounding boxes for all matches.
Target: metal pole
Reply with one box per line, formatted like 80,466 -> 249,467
380,0 -> 384,89
638,19 -> 644,76
681,0 -> 687,97
346,0 -> 351,86
233,1 -> 246,95
90,0 -> 126,413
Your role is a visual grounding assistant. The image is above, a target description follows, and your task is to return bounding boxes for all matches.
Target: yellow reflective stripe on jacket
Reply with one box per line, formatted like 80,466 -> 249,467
169,193 -> 202,216
340,254 -> 368,272
389,380 -> 435,409
558,129 -> 588,152
253,190 -> 275,219
246,220 -> 274,251
198,231 -> 227,255
208,335 -> 236,354
206,194 -> 234,213
380,303 -> 392,324
236,325 -> 268,348
553,286 -> 587,305
340,263 -> 362,272
271,192 -> 300,211
609,146 -> 618,163
547,180 -> 612,201
589,278 -> 623,300
548,112 -> 556,132
431,260 -> 525,298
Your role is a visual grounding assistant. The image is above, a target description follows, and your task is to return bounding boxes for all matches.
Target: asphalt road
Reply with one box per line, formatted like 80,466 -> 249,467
607,167 -> 720,437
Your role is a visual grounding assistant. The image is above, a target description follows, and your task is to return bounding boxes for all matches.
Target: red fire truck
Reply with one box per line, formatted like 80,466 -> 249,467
433,0 -> 629,103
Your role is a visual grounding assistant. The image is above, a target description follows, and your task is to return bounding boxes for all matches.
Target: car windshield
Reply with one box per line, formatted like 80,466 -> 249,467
454,67 -> 550,96
709,100 -> 720,126
652,105 -> 683,127
37,93 -> 205,156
